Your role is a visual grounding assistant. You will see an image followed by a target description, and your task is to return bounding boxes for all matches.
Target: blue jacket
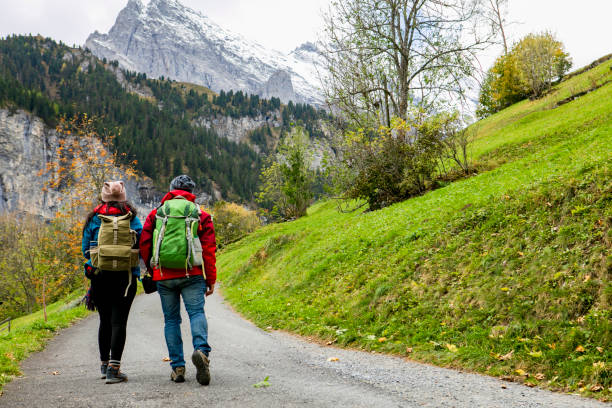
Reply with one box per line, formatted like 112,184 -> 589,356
81,204 -> 143,277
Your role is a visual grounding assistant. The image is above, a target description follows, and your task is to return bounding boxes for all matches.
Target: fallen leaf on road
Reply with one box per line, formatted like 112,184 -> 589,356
575,345 -> 586,353
593,361 -> 605,369
445,344 -> 458,353
535,373 -> 545,380
253,376 -> 271,388
596,347 -> 603,353
406,347 -> 413,353
162,357 -> 171,362
51,371 -> 60,375
590,384 -> 603,392
514,369 -> 527,377
526,382 -> 536,387
500,385 -> 507,389
499,350 -> 514,361
327,357 -> 339,362
326,340 -> 336,345
378,337 -> 387,343
528,350 -> 542,358
518,251 -> 524,256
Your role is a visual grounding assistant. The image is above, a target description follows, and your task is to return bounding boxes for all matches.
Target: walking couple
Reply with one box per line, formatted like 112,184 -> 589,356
81,175 -> 216,385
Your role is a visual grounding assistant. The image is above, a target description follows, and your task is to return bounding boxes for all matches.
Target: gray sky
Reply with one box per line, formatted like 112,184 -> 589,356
0,0 -> 610,70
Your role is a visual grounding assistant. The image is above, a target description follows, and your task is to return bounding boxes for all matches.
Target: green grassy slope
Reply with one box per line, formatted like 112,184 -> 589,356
218,60 -> 612,398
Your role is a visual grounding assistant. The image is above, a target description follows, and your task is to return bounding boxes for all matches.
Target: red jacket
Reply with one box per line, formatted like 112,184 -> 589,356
139,190 -> 217,285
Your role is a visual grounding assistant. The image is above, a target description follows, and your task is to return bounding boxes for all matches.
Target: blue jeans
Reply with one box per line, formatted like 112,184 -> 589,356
157,275 -> 211,368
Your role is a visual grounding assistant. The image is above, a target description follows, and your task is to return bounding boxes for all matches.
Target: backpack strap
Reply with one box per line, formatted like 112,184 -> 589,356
152,207 -> 169,269
124,271 -> 132,297
184,202 -> 201,271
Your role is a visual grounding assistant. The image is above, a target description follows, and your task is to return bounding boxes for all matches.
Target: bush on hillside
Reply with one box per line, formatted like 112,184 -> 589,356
477,53 -> 528,117
330,113 -> 473,210
478,32 -> 572,117
207,201 -> 261,246
514,32 -> 572,98
257,127 -> 315,220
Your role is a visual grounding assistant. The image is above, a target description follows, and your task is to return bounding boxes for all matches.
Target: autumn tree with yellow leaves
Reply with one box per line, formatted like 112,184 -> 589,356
478,32 -> 572,117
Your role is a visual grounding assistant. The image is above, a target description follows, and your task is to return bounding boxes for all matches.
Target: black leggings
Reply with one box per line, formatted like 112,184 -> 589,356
91,271 -> 137,363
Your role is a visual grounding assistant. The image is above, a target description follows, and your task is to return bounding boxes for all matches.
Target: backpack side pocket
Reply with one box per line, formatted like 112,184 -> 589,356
90,241 -> 99,268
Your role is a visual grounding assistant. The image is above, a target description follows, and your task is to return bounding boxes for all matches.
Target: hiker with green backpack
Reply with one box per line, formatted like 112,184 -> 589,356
81,181 -> 143,384
139,175 -> 217,385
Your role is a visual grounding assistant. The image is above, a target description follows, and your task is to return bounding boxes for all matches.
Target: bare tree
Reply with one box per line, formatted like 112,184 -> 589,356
485,0 -> 509,55
321,0 -> 495,128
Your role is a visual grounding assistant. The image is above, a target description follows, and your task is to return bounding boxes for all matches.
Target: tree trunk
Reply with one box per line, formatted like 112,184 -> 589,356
42,276 -> 47,322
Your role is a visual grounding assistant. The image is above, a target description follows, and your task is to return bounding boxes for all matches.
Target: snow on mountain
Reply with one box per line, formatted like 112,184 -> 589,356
85,0 -> 324,105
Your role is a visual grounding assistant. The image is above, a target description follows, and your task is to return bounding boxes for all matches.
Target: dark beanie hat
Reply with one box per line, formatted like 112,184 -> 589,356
170,174 -> 196,193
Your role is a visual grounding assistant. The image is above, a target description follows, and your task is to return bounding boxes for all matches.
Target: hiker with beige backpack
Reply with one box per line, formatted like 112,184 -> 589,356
81,181 -> 142,384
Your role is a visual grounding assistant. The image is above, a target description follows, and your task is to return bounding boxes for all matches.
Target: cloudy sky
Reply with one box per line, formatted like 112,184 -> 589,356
0,0 -> 610,70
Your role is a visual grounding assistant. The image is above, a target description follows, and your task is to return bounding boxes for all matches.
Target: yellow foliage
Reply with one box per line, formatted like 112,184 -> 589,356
206,201 -> 261,246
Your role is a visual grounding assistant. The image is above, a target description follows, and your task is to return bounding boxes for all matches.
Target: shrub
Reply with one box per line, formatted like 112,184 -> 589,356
478,32 -> 572,117
514,32 -> 572,98
477,53 -> 528,117
257,127 -> 315,220
331,118 -> 448,210
207,201 -> 261,246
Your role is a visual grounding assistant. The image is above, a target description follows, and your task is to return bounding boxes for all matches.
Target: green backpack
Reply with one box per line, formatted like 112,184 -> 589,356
90,212 -> 139,271
151,197 -> 203,271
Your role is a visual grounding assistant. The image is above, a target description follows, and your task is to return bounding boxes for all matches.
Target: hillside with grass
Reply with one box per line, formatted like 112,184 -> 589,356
217,57 -> 612,399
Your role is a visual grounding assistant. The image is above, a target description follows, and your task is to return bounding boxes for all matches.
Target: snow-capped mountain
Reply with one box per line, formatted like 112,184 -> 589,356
85,0 -> 323,105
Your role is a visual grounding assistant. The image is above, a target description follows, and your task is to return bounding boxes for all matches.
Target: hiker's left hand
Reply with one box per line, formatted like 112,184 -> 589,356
206,283 -> 215,296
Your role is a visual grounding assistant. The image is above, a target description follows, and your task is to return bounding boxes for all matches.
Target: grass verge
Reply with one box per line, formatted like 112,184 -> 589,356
0,292 -> 90,391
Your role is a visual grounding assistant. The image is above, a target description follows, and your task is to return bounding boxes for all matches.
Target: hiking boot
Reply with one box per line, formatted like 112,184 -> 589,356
105,364 -> 128,384
100,362 -> 109,379
191,349 -> 210,385
170,366 -> 186,383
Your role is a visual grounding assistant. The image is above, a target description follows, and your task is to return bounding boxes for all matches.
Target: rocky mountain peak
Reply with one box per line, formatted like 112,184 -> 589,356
260,70 -> 297,102
293,42 -> 319,54
85,0 -> 323,105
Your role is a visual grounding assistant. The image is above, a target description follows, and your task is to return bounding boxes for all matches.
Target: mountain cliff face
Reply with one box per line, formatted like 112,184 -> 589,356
85,0 -> 323,105
192,111 -> 280,146
0,109 -> 158,218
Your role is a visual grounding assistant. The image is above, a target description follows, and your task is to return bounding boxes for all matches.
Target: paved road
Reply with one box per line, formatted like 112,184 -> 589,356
0,291 -> 605,407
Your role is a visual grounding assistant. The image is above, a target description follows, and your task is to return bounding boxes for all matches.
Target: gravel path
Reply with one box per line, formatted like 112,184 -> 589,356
0,291 -> 605,407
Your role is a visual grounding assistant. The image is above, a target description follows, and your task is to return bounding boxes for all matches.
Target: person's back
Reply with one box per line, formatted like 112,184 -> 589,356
139,175 -> 216,385
82,181 -> 142,384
